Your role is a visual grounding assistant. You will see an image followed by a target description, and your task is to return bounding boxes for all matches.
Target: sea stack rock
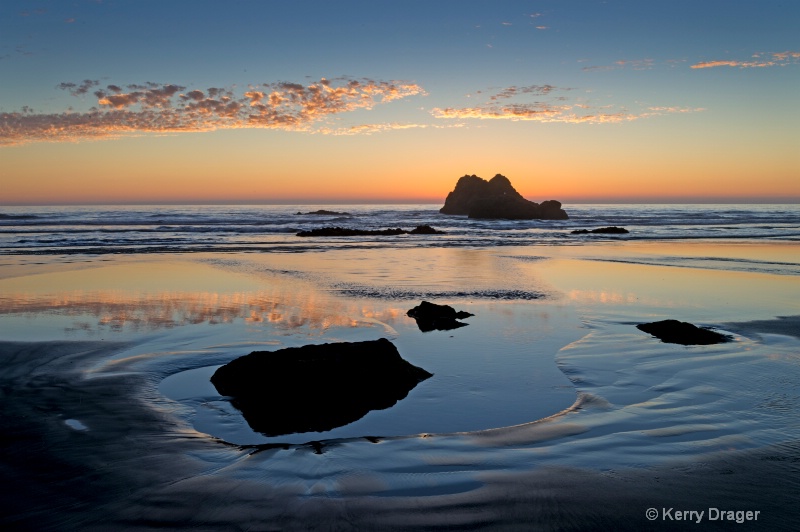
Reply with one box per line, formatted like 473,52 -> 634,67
210,338 -> 432,436
440,174 -> 568,220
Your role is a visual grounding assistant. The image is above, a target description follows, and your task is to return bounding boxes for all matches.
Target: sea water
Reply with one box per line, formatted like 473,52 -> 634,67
2,203 -> 799,257
1,203 -> 799,529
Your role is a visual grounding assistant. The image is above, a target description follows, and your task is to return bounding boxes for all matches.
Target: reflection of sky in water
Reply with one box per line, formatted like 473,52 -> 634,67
0,260 -> 404,340
2,246 -> 798,453
0,255 -> 588,443
528,257 -> 800,322
0,288 -> 405,335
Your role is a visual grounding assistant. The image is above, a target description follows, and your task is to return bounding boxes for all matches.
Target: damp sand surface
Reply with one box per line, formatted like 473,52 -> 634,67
1,242 -> 799,530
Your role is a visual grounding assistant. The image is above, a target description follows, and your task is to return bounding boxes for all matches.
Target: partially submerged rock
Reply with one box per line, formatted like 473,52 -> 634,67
571,226 -> 629,235
407,301 -> 474,332
210,338 -> 431,436
408,224 -> 442,234
636,319 -> 731,345
297,225 -> 444,237
440,174 -> 568,220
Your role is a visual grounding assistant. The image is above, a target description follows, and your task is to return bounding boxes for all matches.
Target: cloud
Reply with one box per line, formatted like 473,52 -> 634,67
1,77 -> 427,146
488,85 -> 560,101
691,51 -> 800,69
58,79 -> 100,96
93,84 -> 184,109
317,123 -> 464,136
431,85 -> 703,125
583,58 -> 655,72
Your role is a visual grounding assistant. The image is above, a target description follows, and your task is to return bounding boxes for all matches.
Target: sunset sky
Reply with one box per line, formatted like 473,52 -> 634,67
1,0 -> 798,204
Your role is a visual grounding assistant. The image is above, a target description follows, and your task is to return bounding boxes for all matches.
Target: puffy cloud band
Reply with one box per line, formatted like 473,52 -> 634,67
1,77 -> 425,145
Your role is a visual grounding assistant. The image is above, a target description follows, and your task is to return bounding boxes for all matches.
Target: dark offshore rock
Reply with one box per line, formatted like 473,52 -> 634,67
408,224 -> 444,234
636,320 -> 731,345
210,338 -> 432,436
297,226 -> 404,237
407,301 -> 474,332
296,209 -> 351,216
297,226 -> 444,237
439,174 -> 568,220
571,226 -> 629,235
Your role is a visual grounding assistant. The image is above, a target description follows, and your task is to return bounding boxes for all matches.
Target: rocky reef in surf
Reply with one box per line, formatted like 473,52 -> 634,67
636,319 -> 731,345
571,226 -> 629,235
297,225 -> 444,237
295,209 -> 351,216
407,301 -> 474,332
210,338 -> 432,436
440,174 -> 568,220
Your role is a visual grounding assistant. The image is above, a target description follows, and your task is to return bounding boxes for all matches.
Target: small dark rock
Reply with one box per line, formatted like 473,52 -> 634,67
407,301 -> 474,332
636,319 -> 731,345
409,225 -> 445,234
210,338 -> 432,436
571,227 -> 629,234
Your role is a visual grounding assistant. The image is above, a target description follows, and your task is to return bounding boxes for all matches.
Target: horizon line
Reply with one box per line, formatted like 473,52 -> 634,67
1,197 -> 798,207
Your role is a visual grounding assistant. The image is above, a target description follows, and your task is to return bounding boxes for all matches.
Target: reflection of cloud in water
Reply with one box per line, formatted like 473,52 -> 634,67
0,288 -> 405,334
567,289 -> 641,305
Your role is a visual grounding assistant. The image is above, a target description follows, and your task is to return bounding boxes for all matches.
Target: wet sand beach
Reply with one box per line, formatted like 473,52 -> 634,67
1,241 -> 799,530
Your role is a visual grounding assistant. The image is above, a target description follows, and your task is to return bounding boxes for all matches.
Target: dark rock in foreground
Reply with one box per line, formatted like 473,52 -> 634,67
636,319 -> 731,345
297,225 -> 445,237
440,174 -> 568,220
571,227 -> 629,235
210,338 -> 432,436
296,209 -> 351,216
407,301 -> 474,332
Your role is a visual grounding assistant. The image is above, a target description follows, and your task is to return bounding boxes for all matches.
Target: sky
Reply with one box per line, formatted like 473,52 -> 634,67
1,0 -> 798,204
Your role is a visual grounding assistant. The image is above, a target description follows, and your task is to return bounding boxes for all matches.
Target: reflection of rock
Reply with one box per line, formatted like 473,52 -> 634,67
297,226 -> 445,237
210,338 -> 432,436
407,301 -> 474,332
440,174 -> 568,220
571,227 -> 629,234
636,320 -> 731,345
296,210 -> 351,215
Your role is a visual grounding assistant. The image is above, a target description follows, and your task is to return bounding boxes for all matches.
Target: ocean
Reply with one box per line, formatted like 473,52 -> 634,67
1,203 -> 799,530
2,203 -> 799,256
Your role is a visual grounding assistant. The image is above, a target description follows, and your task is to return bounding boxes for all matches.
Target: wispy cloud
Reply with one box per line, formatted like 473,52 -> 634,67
431,85 -> 703,124
57,79 -> 100,96
582,58 -> 655,72
0,77 -> 426,146
317,122 -> 464,135
488,84 -> 560,101
690,51 -> 800,69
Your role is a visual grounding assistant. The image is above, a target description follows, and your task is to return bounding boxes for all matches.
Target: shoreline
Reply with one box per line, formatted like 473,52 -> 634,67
1,241 -> 799,529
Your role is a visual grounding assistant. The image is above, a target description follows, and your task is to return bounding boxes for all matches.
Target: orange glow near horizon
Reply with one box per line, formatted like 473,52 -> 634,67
2,118 -> 798,204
